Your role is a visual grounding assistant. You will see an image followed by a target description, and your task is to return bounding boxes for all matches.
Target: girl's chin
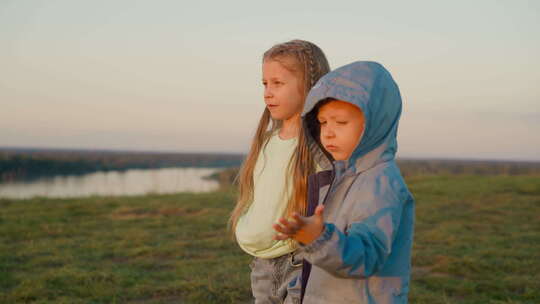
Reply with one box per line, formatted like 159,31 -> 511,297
269,113 -> 286,120
269,112 -> 298,122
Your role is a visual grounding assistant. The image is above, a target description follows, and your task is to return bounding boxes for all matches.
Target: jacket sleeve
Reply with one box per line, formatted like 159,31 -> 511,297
299,174 -> 410,279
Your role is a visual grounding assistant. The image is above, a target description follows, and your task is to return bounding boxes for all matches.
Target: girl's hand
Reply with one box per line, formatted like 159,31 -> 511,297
272,205 -> 325,245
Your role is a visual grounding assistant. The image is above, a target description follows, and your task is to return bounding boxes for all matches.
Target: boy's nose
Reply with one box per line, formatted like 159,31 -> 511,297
321,127 -> 335,138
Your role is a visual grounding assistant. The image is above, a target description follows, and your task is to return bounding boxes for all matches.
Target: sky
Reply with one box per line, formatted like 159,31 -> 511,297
1,0 -> 539,161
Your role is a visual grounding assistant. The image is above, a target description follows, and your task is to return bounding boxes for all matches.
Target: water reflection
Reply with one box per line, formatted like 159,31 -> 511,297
0,167 -> 221,199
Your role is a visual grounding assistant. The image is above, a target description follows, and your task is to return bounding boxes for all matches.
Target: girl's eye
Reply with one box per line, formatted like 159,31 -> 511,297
319,121 -> 327,125
337,121 -> 347,125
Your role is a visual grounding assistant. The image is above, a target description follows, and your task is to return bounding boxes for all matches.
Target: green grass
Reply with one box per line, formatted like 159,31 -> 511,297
1,175 -> 539,303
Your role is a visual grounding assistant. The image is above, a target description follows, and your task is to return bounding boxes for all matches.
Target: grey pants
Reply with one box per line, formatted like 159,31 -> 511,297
249,252 -> 303,304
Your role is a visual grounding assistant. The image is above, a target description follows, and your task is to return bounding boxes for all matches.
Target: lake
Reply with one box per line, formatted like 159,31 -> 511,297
0,167 -> 221,199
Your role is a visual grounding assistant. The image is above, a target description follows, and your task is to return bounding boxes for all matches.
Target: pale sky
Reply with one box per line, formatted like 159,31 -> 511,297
1,0 -> 539,161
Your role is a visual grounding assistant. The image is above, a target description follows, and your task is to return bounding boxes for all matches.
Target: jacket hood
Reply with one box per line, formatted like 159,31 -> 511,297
302,61 -> 403,174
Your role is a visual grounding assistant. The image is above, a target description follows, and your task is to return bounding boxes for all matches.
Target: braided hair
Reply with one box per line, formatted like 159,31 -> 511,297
263,39 -> 330,98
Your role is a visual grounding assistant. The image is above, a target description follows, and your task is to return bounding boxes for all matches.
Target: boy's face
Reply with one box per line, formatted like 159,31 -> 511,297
262,58 -> 304,121
317,100 -> 365,161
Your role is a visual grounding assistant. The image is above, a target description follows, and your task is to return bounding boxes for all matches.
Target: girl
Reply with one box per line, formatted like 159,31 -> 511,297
273,61 -> 415,303
229,40 -> 330,303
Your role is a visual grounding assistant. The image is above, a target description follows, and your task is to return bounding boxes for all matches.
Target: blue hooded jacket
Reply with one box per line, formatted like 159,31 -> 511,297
296,61 -> 415,303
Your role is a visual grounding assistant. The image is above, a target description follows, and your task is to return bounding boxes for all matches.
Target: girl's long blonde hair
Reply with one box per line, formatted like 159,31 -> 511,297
229,39 -> 330,235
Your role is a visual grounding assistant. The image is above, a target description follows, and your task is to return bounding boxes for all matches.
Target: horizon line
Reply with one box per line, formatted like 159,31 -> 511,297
1,145 -> 539,163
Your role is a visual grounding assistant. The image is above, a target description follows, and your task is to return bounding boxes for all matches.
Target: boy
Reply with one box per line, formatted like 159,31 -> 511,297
274,61 -> 415,303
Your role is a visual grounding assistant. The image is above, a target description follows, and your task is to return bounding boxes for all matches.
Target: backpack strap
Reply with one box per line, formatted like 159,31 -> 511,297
300,170 -> 333,303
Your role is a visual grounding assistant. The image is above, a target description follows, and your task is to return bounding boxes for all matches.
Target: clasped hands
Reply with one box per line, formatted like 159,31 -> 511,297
272,205 -> 325,245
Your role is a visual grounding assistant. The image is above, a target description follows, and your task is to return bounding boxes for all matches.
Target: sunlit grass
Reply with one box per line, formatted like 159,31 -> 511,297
1,175 -> 539,303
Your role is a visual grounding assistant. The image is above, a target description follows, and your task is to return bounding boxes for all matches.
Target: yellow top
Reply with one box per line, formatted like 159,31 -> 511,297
235,131 -> 298,258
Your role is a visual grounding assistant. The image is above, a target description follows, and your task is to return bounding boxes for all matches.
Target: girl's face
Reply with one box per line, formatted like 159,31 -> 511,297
262,58 -> 304,121
317,100 -> 365,161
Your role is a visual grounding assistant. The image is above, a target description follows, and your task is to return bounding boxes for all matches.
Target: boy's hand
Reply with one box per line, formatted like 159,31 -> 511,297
272,205 -> 325,245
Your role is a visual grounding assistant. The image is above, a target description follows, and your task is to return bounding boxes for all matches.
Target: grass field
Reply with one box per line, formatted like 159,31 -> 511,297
1,175 -> 539,303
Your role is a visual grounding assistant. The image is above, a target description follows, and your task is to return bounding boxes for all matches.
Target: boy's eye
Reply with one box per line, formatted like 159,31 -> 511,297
337,121 -> 347,125
319,121 -> 327,125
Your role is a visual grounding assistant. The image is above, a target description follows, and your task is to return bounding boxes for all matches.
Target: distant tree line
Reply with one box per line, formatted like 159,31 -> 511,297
1,155 -> 100,181
2,148 -> 539,183
209,159 -> 540,189
397,159 -> 540,176
0,149 -> 244,182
